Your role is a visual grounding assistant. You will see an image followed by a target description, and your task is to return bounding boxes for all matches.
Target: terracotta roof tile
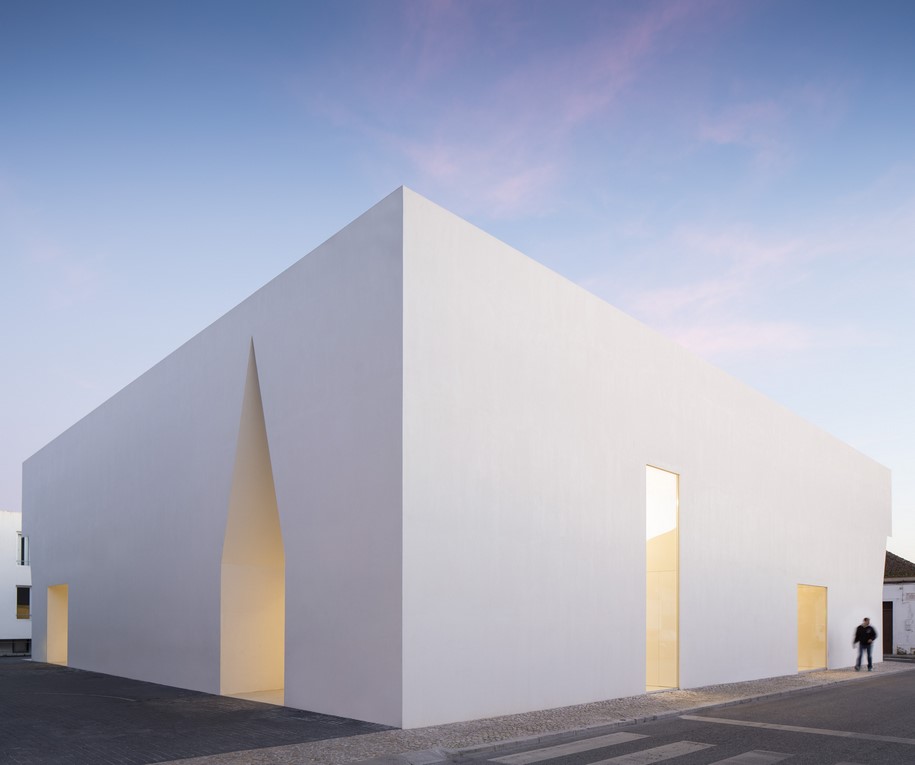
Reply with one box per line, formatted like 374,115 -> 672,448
885,550 -> 915,579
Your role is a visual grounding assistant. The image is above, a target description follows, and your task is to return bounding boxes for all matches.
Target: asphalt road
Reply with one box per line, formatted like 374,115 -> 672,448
454,671 -> 915,765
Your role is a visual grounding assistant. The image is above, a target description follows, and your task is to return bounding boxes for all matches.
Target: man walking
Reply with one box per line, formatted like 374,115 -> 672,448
854,617 -> 878,671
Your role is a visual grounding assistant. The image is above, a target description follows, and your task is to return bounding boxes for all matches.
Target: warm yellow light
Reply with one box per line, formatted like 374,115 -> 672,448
646,466 -> 678,691
47,584 -> 69,665
797,584 -> 827,671
221,344 -> 285,701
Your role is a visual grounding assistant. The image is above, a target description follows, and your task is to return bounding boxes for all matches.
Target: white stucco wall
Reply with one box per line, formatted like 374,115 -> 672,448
0,511 -> 31,642
401,188 -> 890,727
24,187 -> 891,728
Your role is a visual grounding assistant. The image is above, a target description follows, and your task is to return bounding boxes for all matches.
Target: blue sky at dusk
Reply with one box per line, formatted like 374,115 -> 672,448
2,1 -> 913,557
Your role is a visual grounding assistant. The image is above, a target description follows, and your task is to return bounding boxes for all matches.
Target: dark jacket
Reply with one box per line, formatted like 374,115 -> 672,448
854,624 -> 877,645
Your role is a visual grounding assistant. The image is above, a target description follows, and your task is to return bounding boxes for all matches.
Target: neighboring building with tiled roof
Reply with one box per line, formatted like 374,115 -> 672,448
884,551 -> 915,656
885,551 -> 915,581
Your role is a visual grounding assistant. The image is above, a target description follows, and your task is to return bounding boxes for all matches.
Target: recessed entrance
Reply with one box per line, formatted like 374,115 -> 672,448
646,466 -> 679,691
797,584 -> 827,671
47,584 -> 69,665
221,343 -> 285,703
883,600 -> 893,655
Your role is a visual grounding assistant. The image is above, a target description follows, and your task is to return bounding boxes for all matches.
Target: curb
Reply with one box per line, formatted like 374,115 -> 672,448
360,664 -> 914,764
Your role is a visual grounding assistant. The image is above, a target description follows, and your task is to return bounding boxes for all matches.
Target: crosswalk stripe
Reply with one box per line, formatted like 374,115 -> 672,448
491,732 -> 647,764
708,751 -> 791,764
681,714 -> 915,746
590,741 -> 715,764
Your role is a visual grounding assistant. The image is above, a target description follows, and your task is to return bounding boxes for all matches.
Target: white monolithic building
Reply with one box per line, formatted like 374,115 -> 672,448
24,188 -> 891,728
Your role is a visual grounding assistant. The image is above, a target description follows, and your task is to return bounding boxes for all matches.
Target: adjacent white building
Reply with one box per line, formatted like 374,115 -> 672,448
1,510 -> 31,656
883,551 -> 915,657
23,188 -> 891,728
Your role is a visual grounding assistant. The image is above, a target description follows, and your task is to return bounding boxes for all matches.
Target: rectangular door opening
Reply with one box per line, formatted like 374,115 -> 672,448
47,584 -> 69,665
646,466 -> 679,691
797,584 -> 827,671
883,601 -> 893,655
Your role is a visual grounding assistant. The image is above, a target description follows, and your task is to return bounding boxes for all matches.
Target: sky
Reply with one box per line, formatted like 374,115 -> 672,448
1,0 -> 913,559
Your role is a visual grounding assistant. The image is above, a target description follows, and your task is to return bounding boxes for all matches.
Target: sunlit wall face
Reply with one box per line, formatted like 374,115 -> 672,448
47,583 -> 68,665
646,466 -> 678,691
797,584 -> 827,671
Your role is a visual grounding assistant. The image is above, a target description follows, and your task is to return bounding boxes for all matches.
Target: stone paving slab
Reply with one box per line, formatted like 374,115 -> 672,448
155,662 -> 915,765
0,658 -> 388,765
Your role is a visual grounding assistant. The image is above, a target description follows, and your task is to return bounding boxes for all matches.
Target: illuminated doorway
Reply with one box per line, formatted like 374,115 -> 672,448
47,584 -> 69,665
797,584 -> 827,671
646,466 -> 678,691
221,343 -> 285,704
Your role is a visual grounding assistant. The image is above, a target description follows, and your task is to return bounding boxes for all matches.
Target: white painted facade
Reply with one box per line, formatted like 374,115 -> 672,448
883,582 -> 915,656
24,188 -> 891,728
1,510 -> 31,652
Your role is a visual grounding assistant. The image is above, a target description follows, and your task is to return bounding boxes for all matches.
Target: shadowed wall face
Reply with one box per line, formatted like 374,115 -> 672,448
221,345 -> 285,697
647,466 -> 678,691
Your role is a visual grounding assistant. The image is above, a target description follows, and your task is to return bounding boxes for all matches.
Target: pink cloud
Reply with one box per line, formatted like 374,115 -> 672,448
399,141 -> 462,182
392,3 -> 717,217
584,181 -> 912,361
627,277 -> 744,322
700,100 -> 782,145
666,320 -> 814,356
674,226 -> 803,271
549,0 -> 706,129
697,81 -> 849,173
666,320 -> 887,357
699,99 -> 788,170
484,163 -> 560,218
397,134 -> 560,217
580,224 -> 817,357
303,1 -> 729,219
399,0 -> 475,85
619,226 -> 805,314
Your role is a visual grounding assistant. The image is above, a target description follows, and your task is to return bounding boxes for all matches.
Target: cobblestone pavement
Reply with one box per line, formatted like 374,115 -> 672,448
0,659 -> 388,765
4,657 -> 913,765
158,662 -> 915,765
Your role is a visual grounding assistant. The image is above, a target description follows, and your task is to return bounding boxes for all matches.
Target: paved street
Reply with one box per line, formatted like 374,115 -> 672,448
3,657 -> 913,765
453,670 -> 915,765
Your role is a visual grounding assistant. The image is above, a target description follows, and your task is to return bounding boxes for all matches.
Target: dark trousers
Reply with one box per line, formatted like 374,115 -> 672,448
856,642 -> 873,670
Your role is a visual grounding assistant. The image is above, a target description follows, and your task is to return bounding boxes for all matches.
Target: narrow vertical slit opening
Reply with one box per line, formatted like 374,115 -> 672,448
646,466 -> 678,691
221,342 -> 285,704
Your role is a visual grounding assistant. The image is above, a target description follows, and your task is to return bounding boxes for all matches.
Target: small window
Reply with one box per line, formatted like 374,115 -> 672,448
17,533 -> 29,566
16,586 -> 30,619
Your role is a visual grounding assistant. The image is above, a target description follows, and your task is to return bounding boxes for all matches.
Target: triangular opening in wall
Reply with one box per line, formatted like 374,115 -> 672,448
220,340 -> 285,704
